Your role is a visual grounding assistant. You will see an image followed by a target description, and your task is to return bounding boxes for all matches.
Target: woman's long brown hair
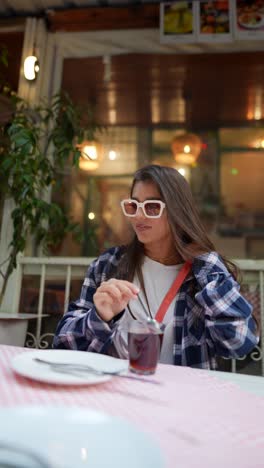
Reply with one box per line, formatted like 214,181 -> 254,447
115,164 -> 239,283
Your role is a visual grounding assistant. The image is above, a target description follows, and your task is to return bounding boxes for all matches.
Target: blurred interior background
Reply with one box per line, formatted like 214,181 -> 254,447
0,1 -> 264,262
0,1 -> 263,364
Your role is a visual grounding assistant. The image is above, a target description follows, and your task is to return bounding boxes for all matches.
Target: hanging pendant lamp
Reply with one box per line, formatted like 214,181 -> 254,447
171,133 -> 202,165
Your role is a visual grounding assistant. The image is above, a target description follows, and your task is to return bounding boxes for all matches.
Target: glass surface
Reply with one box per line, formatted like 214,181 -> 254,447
218,150 -> 264,251
219,128 -> 264,148
48,125 -> 264,260
128,332 -> 162,375
52,174 -> 133,257
128,320 -> 163,375
50,125 -> 139,257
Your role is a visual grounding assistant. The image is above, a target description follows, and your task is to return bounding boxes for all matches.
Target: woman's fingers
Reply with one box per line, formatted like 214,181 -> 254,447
98,283 -> 123,301
99,280 -> 138,302
108,279 -> 140,296
95,291 -> 114,306
94,279 -> 139,321
93,292 -> 115,322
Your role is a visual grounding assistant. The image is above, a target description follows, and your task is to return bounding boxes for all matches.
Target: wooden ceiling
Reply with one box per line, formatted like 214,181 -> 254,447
62,51 -> 264,129
0,0 -> 160,19
47,4 -> 159,32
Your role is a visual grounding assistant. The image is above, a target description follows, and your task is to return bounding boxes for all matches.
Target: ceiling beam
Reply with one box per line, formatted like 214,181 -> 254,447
46,4 -> 159,32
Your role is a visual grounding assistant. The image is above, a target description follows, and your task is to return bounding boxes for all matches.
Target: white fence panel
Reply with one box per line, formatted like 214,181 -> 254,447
4,256 -> 264,375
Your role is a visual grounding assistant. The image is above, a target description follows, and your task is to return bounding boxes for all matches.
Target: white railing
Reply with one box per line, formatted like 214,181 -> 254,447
11,256 -> 95,350
5,256 -> 264,374
229,260 -> 264,375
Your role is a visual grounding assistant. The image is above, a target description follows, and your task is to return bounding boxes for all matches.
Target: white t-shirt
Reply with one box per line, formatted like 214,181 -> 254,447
112,256 -> 183,364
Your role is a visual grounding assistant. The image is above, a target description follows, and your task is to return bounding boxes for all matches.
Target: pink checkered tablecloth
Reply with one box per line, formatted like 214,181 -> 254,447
1,345 -> 264,468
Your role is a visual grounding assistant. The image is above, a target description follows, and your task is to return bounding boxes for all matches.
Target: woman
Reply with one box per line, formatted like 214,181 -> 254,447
53,164 -> 258,369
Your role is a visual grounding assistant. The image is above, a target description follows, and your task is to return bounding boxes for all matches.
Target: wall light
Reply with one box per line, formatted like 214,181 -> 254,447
77,140 -> 103,172
24,55 -> 40,81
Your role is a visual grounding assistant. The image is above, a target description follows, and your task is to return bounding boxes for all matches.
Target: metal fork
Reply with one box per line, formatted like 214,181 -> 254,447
33,358 -> 161,384
34,357 -> 124,375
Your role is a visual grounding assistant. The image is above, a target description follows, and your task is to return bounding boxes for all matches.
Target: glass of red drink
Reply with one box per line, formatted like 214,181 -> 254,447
128,319 -> 164,375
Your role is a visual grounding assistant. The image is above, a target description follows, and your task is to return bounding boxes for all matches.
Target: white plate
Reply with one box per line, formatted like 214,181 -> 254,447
11,349 -> 128,385
238,13 -> 264,29
0,406 -> 164,468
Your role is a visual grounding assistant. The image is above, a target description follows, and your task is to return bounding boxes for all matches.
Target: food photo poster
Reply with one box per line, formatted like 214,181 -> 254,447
197,1 -> 233,42
160,1 -> 197,43
160,1 -> 233,43
160,1 -> 264,43
234,0 -> 264,39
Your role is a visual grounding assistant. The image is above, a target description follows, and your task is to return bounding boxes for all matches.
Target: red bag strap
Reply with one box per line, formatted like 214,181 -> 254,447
155,261 -> 192,323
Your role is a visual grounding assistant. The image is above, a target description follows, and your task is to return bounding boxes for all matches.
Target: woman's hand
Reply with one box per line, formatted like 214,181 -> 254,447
93,278 -> 139,322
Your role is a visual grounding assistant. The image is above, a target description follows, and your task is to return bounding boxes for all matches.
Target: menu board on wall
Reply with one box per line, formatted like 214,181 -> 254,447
160,0 -> 264,43
197,1 -> 233,42
234,0 -> 264,39
160,1 -> 196,43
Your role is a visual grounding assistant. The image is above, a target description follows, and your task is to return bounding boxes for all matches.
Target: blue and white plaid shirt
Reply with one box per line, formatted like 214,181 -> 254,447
53,247 -> 258,370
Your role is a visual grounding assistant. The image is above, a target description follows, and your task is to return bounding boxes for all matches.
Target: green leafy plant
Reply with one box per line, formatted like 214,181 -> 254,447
0,87 -> 100,305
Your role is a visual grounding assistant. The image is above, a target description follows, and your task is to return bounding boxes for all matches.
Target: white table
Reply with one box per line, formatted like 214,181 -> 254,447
213,369 -> 264,396
0,345 -> 264,468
